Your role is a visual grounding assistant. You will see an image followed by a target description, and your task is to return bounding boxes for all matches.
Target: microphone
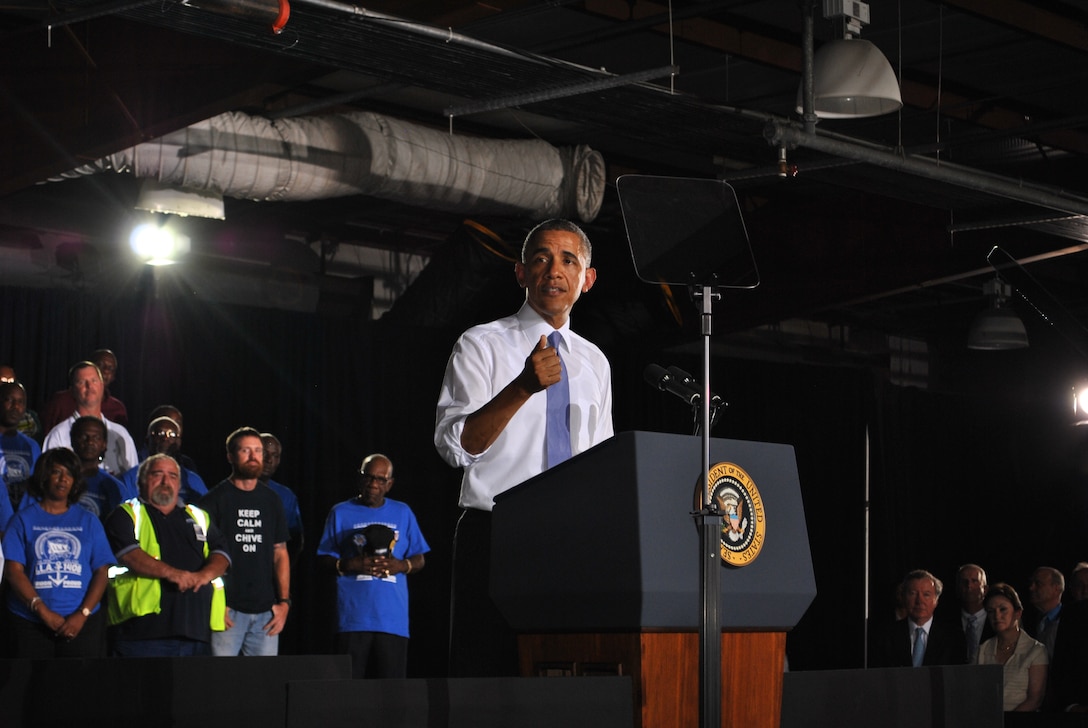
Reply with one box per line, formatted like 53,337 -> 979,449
667,366 -> 725,407
644,363 -> 702,405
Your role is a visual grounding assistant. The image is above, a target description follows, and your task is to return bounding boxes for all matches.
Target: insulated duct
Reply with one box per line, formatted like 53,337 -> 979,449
61,110 -> 606,223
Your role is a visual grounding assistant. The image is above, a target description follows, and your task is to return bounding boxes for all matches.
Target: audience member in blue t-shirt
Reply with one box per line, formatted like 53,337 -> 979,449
1,381 -> 41,531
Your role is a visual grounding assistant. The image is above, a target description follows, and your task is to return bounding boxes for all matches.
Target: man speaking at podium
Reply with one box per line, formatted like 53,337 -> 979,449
435,219 -> 614,677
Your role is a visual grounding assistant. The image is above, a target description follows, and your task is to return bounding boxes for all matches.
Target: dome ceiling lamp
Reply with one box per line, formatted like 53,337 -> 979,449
967,276 -> 1029,351
797,0 -> 903,123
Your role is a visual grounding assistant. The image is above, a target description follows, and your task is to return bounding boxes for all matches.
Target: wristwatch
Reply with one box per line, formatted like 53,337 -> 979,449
277,597 -> 292,607
80,607 -> 92,617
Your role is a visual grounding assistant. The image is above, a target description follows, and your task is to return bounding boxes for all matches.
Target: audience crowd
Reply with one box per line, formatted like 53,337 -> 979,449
3,351 -> 1088,713
869,564 -> 1088,713
0,351 -> 426,671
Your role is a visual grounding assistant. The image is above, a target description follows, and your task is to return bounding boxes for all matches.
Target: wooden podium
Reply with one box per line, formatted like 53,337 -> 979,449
491,431 -> 815,728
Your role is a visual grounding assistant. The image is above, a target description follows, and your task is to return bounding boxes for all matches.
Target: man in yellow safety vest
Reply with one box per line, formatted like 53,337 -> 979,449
105,453 -> 230,656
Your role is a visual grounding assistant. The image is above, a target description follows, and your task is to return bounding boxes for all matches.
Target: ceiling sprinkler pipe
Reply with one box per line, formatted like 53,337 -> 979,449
765,120 -> 1088,218
185,0 -> 290,34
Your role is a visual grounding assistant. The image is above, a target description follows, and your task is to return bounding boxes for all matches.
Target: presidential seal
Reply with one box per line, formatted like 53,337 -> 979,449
706,462 -> 766,567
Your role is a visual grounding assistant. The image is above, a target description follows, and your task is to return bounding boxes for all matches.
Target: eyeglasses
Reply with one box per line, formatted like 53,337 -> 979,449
149,430 -> 179,439
358,471 -> 391,484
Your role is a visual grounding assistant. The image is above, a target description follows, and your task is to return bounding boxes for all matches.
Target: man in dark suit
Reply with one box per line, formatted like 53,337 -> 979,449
954,563 -> 994,664
1048,597 -> 1088,712
1025,565 -> 1065,659
869,569 -> 967,668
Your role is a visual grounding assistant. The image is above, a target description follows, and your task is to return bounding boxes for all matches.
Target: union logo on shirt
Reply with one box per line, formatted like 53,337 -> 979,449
1,451 -> 34,486
33,530 -> 85,588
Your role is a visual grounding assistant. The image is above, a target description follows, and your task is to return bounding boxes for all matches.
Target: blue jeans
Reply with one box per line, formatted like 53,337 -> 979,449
211,609 -> 279,656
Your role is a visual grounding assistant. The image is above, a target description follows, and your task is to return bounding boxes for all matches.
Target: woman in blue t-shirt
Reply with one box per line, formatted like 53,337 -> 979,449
1,447 -> 114,657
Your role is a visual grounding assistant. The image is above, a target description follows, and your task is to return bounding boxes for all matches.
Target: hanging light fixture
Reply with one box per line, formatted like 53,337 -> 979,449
135,179 -> 225,220
796,1 -> 903,120
967,277 -> 1029,350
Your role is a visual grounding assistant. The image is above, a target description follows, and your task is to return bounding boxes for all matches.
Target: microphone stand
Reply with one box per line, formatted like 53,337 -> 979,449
692,283 -> 721,728
616,172 -> 757,728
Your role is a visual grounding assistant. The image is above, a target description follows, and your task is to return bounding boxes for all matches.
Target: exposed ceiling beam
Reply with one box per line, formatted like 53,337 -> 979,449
582,0 -> 1088,156
0,17 -> 326,194
942,0 -> 1088,51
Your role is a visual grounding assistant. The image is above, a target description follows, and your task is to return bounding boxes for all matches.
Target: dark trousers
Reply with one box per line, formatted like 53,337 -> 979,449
113,637 -> 211,657
448,508 -> 518,677
10,607 -> 106,659
336,631 -> 408,678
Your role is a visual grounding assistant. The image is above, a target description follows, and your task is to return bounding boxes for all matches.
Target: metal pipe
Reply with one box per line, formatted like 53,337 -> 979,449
765,120 -> 1088,218
291,0 -> 537,62
829,242 -> 1088,310
43,0 -> 159,30
801,0 -> 818,134
946,212 -> 1081,233
445,66 -> 678,119
863,425 -> 870,668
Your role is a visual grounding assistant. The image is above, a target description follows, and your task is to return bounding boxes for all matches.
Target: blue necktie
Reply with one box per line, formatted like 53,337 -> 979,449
912,627 -> 927,667
545,331 -> 572,468
966,615 -> 979,662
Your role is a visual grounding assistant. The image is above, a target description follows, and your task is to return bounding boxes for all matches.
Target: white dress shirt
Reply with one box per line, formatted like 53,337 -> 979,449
962,607 -> 987,662
435,302 -> 614,511
43,413 -> 138,476
908,617 -> 932,660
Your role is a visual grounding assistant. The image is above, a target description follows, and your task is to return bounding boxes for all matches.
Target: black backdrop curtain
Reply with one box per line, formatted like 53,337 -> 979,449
4,278 -> 1087,675
870,381 -> 1088,642
0,278 -> 377,658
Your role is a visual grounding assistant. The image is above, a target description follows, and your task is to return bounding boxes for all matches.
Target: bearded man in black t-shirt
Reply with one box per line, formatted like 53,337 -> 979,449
197,426 -> 290,657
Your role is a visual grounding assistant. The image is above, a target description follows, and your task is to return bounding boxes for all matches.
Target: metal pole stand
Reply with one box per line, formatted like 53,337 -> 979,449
694,284 -> 721,728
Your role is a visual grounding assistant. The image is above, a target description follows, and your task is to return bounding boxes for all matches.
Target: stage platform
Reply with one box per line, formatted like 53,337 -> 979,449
0,656 -> 632,728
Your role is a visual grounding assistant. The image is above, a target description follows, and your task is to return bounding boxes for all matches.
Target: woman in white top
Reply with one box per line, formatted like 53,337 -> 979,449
976,582 -> 1048,711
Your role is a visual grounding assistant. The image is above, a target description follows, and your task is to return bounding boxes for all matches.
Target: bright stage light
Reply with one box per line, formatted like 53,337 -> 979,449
129,222 -> 190,266
1073,386 -> 1088,426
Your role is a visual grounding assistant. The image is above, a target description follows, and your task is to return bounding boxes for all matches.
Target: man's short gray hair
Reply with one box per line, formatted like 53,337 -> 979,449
903,568 -> 943,597
521,219 -> 592,265
137,453 -> 180,493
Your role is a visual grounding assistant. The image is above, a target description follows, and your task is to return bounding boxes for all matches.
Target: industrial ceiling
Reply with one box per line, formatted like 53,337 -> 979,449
3,0 -> 1088,383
